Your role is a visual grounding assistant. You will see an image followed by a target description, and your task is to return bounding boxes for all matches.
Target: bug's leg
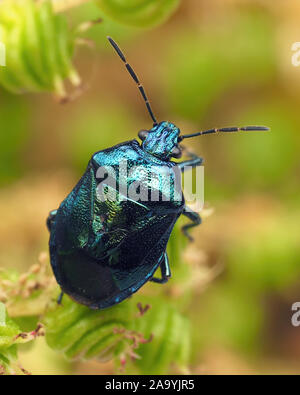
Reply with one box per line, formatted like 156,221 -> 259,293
177,151 -> 203,172
57,292 -> 64,305
47,209 -> 57,231
182,207 -> 202,241
151,253 -> 171,284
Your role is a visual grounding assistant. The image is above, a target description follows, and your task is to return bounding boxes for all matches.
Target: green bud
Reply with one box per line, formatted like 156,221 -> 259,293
0,0 -> 80,97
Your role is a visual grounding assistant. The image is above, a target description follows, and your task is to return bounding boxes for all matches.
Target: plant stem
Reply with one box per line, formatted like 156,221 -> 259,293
51,0 -> 91,13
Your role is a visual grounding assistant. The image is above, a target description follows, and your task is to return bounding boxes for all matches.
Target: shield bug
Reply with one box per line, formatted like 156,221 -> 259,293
47,37 -> 269,309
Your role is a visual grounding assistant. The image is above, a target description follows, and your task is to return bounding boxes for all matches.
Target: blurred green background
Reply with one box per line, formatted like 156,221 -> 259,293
1,0 -> 300,374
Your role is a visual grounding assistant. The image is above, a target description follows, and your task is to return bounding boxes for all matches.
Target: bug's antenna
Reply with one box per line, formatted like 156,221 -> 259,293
179,126 -> 270,141
107,37 -> 158,126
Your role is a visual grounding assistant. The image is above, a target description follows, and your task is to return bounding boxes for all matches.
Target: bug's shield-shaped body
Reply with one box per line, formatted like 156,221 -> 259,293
49,140 -> 184,309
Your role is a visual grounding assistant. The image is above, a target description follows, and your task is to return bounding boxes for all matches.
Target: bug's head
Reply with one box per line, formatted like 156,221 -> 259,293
139,121 -> 182,161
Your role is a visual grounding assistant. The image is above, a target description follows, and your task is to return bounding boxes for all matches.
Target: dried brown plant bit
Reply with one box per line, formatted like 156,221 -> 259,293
59,83 -> 87,105
30,264 -> 41,275
113,327 -> 153,366
31,323 -> 45,338
18,364 -> 32,376
113,327 -> 153,349
76,18 -> 103,33
14,323 -> 45,342
0,289 -> 8,303
38,252 -> 48,265
14,332 -> 28,340
136,302 -> 151,316
18,274 -> 29,285
120,353 -> 127,369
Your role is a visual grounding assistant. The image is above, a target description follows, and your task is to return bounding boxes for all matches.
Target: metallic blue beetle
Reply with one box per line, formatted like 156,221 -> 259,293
47,37 -> 269,309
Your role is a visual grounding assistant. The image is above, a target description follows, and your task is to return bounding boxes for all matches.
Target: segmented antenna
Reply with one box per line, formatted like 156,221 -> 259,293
179,126 -> 270,141
107,37 -> 158,126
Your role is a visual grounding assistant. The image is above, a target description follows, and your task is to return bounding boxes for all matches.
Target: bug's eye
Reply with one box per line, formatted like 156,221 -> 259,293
170,146 -> 182,159
138,130 -> 149,141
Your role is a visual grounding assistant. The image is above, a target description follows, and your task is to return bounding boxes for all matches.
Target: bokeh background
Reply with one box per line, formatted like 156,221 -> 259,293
1,0 -> 300,374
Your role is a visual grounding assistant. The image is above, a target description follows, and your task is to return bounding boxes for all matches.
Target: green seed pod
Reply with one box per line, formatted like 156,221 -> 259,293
44,295 -> 139,363
0,0 -> 80,97
96,0 -> 180,28
133,298 -> 191,374
44,294 -> 191,374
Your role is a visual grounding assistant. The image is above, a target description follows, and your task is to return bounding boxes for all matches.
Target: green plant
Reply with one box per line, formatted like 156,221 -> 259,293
0,0 -> 196,376
0,222 -> 199,374
0,302 -> 44,375
0,0 -> 81,98
96,0 -> 180,28
0,0 -> 181,98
